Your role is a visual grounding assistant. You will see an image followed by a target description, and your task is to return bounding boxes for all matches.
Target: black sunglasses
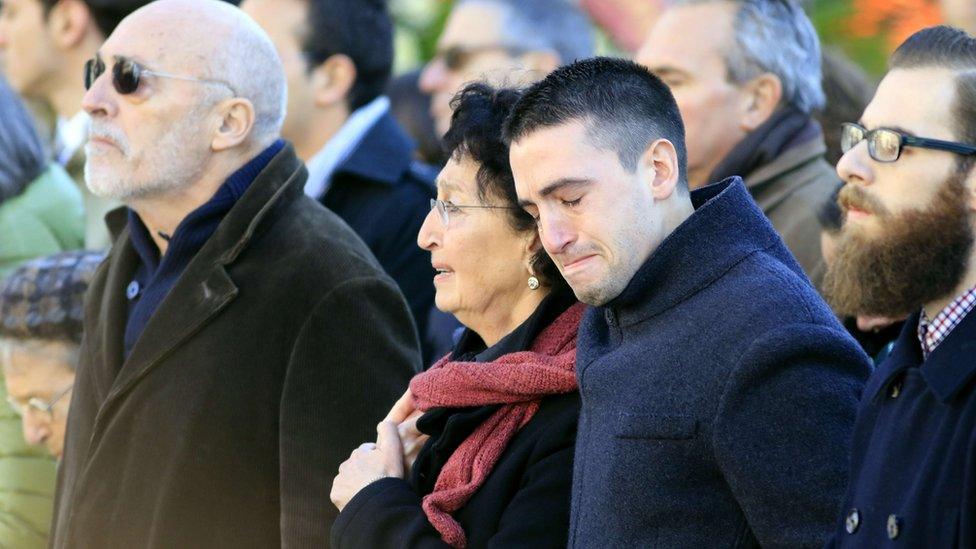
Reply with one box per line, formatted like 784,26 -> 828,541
84,54 -> 235,95
841,122 -> 976,163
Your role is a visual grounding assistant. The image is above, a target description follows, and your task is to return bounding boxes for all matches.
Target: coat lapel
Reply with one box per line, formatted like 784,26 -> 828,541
90,144 -> 306,423
87,223 -> 139,403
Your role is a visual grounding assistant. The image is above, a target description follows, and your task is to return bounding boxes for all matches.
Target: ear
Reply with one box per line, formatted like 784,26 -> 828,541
739,73 -> 783,132
522,231 -> 543,274
211,98 -> 256,152
47,0 -> 98,48
639,138 -> 681,201
310,53 -> 357,110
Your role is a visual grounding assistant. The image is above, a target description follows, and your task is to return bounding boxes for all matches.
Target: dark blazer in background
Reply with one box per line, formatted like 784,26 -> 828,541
828,311 -> 976,547
51,144 -> 421,548
569,178 -> 871,548
321,112 -> 445,364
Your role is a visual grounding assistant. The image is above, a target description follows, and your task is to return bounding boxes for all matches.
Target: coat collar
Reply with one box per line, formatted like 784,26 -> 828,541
609,177 -> 797,326
332,110 -> 415,187
866,308 -> 976,404
94,144 -> 306,408
745,136 -> 827,189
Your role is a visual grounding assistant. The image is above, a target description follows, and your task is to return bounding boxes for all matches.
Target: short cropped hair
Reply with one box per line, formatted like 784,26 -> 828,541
444,83 -> 567,291
503,57 -> 688,188
889,25 -> 976,173
301,0 -> 393,111
673,0 -> 825,114
458,0 -> 594,64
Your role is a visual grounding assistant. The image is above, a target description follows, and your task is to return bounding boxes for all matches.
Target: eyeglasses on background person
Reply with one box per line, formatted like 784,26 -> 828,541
6,384 -> 73,422
429,198 -> 516,226
841,122 -> 976,162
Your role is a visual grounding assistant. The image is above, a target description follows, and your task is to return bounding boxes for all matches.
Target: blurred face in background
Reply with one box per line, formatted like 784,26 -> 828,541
942,0 -> 976,35
2,339 -> 77,459
242,0 -> 314,150
0,0 -> 61,98
637,2 -> 752,189
420,1 -> 545,137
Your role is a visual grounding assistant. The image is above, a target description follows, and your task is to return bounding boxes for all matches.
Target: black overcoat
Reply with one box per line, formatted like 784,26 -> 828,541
50,144 -> 421,548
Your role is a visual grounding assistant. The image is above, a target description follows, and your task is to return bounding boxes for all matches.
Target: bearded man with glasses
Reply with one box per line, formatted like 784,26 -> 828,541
50,1 -> 421,547
824,26 -> 976,547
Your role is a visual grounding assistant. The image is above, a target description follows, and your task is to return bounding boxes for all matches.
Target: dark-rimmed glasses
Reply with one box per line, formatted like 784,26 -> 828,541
6,384 -> 73,421
841,122 -> 976,163
84,54 -> 236,95
429,198 -> 516,226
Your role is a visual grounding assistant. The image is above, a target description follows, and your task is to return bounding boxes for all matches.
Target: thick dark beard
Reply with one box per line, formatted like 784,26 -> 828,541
823,173 -> 975,318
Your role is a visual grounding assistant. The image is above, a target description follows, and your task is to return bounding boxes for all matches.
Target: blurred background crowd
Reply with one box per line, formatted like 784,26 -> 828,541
0,0 -> 971,546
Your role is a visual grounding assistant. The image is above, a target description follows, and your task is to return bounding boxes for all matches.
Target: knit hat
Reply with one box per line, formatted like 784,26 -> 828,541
0,251 -> 105,343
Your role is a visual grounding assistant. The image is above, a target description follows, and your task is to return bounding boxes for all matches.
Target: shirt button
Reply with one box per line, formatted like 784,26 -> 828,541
887,514 -> 902,539
889,381 -> 902,399
604,309 -> 616,327
126,280 -> 141,300
845,509 -> 861,534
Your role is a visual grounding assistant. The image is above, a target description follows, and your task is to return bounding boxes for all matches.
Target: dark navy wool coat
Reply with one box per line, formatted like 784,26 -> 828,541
570,178 -> 871,548
828,310 -> 976,547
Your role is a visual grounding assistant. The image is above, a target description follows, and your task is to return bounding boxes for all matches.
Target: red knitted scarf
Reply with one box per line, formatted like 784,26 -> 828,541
409,302 -> 585,548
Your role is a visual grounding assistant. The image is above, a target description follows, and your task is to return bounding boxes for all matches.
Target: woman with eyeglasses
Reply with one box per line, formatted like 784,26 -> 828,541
330,82 -> 583,548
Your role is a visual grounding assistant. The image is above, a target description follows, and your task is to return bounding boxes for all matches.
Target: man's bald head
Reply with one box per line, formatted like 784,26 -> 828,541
111,0 -> 286,145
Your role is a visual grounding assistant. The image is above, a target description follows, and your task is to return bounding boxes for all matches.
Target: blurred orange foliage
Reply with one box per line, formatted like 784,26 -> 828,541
846,0 -> 943,51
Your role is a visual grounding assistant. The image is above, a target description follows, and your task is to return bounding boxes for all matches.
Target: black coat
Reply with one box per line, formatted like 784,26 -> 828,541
828,310 -> 976,547
331,292 -> 580,548
51,144 -> 422,548
321,112 -> 445,363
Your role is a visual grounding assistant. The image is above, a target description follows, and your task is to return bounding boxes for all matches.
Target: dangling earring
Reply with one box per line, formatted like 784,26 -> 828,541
527,276 -> 540,290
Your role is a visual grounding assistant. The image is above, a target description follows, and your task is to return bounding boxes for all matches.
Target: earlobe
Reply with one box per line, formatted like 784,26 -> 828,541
211,98 -> 256,152
740,73 -> 783,132
642,139 -> 680,201
49,0 -> 94,48
312,54 -> 357,108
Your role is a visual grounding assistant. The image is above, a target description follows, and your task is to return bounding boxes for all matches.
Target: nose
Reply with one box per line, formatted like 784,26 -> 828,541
419,57 -> 448,94
836,140 -> 873,187
22,415 -> 50,447
537,211 -> 576,257
417,205 -> 441,251
81,67 -> 118,119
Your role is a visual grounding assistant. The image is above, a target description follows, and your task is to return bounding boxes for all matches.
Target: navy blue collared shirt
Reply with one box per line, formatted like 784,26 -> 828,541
123,140 -> 284,358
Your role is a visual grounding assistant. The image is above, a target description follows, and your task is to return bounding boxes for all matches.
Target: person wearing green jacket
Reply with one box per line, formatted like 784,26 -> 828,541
0,76 -> 84,548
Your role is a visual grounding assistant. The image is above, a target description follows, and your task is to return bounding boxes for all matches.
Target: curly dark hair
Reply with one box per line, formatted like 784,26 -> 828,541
443,82 -> 567,292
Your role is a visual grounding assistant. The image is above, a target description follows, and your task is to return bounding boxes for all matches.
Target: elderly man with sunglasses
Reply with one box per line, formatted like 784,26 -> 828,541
823,26 -> 976,547
49,1 -> 421,548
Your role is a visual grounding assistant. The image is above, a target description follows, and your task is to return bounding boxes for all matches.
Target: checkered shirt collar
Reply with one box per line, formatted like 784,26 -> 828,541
917,285 -> 976,359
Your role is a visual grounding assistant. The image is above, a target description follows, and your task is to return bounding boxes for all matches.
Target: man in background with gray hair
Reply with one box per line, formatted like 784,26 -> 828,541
637,0 -> 834,286
420,0 -> 594,138
51,0 -> 421,546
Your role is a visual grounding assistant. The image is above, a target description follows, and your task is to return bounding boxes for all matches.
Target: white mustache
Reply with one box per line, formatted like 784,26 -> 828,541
88,124 -> 130,155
